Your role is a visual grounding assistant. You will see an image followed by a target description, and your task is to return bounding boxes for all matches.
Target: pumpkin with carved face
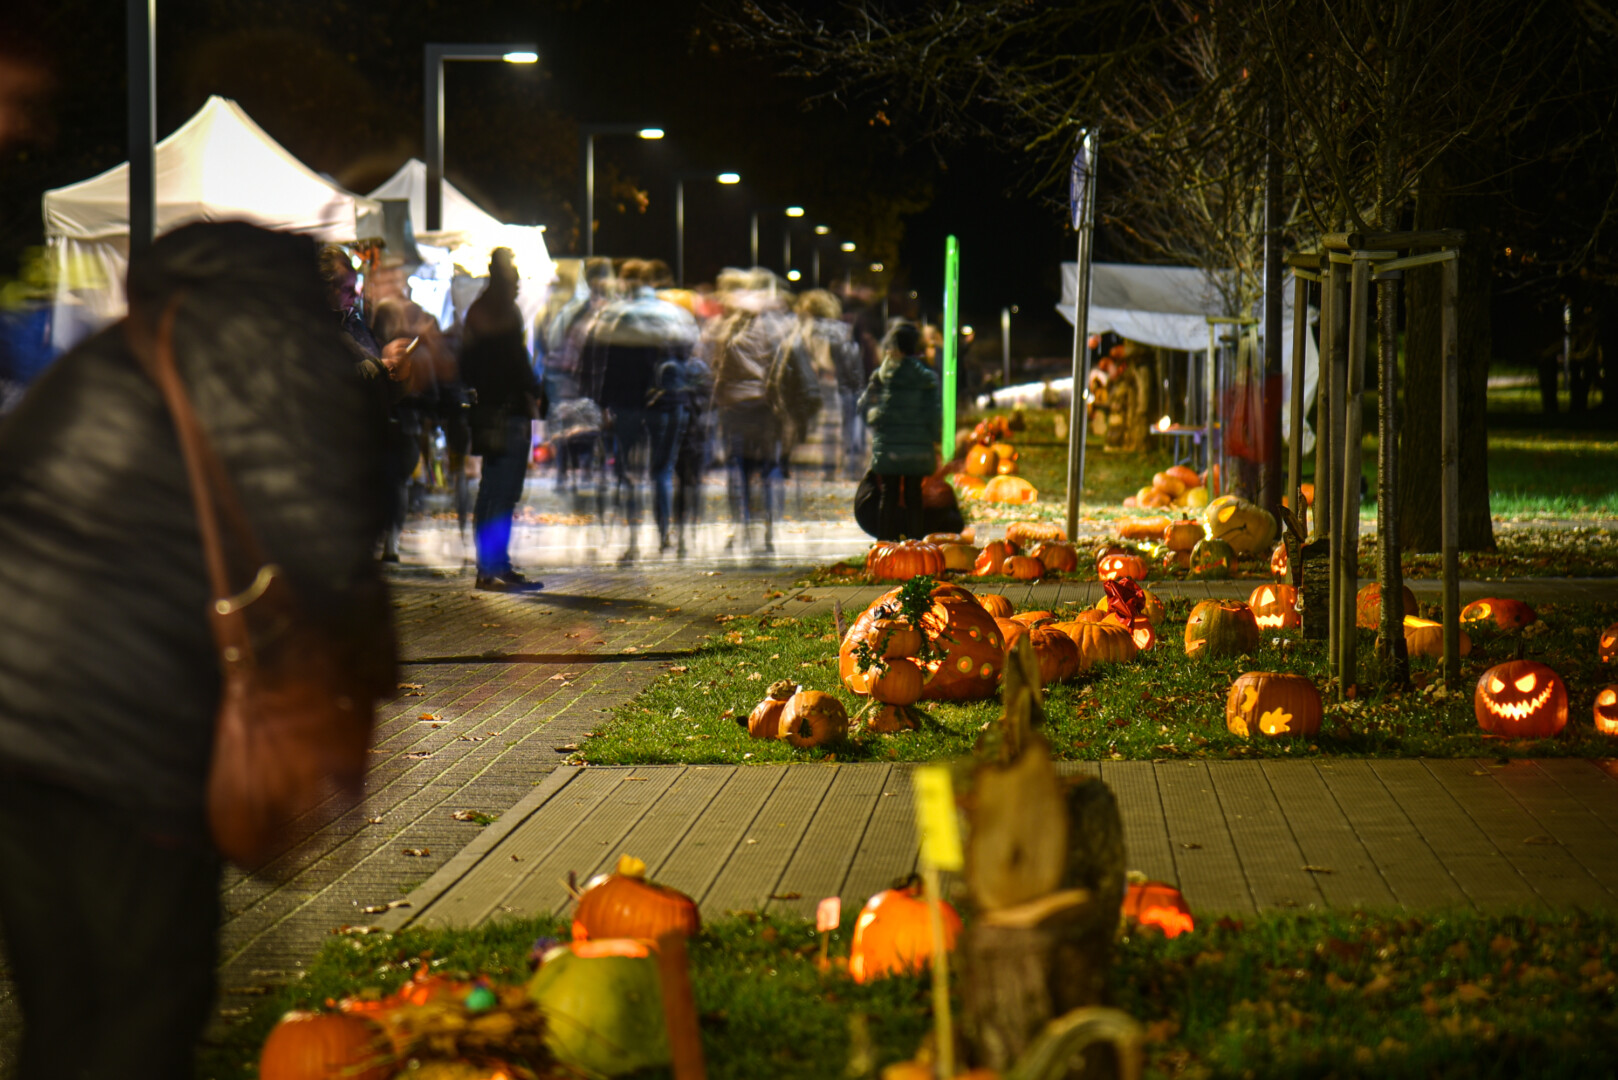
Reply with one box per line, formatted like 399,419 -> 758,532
1189,538 -> 1237,579
1097,552 -> 1149,582
1473,660 -> 1567,738
1225,672 -> 1322,738
1460,597 -> 1538,631
1402,616 -> 1471,659
1248,584 -> 1301,630
1601,624 -> 1618,664
1594,687 -> 1618,736
1269,541 -> 1290,581
1203,494 -> 1277,556
1184,600 -> 1259,659
1120,881 -> 1194,938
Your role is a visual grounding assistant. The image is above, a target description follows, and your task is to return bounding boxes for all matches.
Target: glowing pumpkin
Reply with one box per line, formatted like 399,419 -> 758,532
1225,672 -> 1322,738
849,881 -> 962,983
1005,521 -> 1066,546
1184,600 -> 1260,659
259,1012 -> 393,1080
1120,882 -> 1194,938
1248,584 -> 1300,630
1402,616 -> 1471,659
1461,597 -> 1538,631
995,453 -> 1020,475
1354,582 -> 1420,629
573,854 -> 701,942
975,593 -> 1014,619
1097,552 -> 1149,582
1269,541 -> 1290,580
1601,623 -> 1618,664
1594,686 -> 1618,737
1189,538 -> 1237,579
1202,495 -> 1277,555
1163,520 -> 1205,552
1004,555 -> 1046,581
1102,613 -> 1157,651
1474,660 -> 1567,738
964,444 -> 998,477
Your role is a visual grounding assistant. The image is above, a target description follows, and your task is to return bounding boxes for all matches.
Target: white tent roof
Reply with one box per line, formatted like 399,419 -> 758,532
43,95 -> 380,242
1056,263 -> 1236,353
368,158 -> 505,238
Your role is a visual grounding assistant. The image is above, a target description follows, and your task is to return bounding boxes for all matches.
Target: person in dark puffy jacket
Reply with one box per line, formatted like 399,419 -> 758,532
858,320 -> 940,541
0,222 -> 395,1078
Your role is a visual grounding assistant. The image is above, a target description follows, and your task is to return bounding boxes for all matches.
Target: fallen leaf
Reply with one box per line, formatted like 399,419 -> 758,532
1361,973 -> 1394,996
402,847 -> 431,857
769,892 -> 803,900
417,713 -> 441,722
1179,842 -> 1203,850
366,817 -> 383,825
398,683 -> 424,691
1302,865 -> 1334,874
553,744 -> 579,752
406,752 -> 432,760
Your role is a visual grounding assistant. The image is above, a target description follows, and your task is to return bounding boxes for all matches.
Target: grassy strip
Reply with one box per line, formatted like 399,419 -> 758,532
203,909 -> 1618,1080
579,599 -> 1618,766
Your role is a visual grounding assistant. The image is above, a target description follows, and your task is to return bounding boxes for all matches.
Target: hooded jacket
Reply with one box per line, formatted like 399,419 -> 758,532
0,222 -> 395,844
859,353 -> 941,475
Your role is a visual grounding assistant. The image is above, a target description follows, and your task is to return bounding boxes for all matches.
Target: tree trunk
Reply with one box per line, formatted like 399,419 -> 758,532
1400,154 -> 1496,552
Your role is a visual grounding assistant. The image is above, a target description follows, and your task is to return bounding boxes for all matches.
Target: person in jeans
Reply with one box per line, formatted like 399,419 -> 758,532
858,320 -> 940,541
461,248 -> 544,591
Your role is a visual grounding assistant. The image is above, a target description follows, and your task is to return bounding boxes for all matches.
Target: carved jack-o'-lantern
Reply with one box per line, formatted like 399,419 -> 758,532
1120,882 -> 1194,938
1402,616 -> 1471,659
1460,597 -> 1538,631
1601,623 -> 1618,664
1003,555 -> 1045,581
1097,552 -> 1149,582
1102,613 -> 1157,651
1269,541 -> 1290,581
1163,520 -> 1205,553
1594,687 -> 1618,736
964,443 -> 998,477
1247,584 -> 1300,630
1189,538 -> 1236,579
1473,660 -> 1567,738
1225,672 -> 1322,738
840,586 -> 1005,703
1183,600 -> 1259,659
1203,494 -> 1277,555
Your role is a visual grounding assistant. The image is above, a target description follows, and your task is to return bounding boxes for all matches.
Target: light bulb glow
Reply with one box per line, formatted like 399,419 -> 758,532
717,172 -> 741,184
786,269 -> 802,281
869,262 -> 884,272
785,206 -> 805,217
840,241 -> 856,252
815,225 -> 830,235
637,128 -> 665,140
502,51 -> 539,63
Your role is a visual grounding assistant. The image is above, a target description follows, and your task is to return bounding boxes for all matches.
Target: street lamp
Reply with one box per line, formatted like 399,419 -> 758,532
749,205 -> 809,271
674,171 -> 742,287
579,123 -> 666,258
424,43 -> 538,232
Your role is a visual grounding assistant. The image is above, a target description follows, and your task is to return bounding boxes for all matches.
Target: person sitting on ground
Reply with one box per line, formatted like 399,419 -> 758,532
859,320 -> 941,541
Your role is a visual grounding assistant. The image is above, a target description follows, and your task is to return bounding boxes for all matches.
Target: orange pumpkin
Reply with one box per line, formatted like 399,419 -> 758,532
1048,620 -> 1139,671
950,472 -> 987,497
995,453 -> 1020,475
1474,660 -> 1567,738
990,440 -> 1017,459
939,543 -> 978,572
573,854 -> 701,941
849,881 -> 963,983
1011,610 -> 1058,628
1003,555 -> 1045,581
964,443 -> 998,477
973,540 -> 1013,576
1117,517 -> 1173,542
870,658 -> 926,706
746,680 -> 796,738
1031,541 -> 1080,573
1160,547 -> 1191,573
1600,623 -> 1618,664
1165,464 -> 1201,489
1403,616 -> 1471,658
870,540 -> 945,581
1151,471 -> 1186,498
975,593 -> 1014,619
1247,584 -> 1300,630
1184,600 -> 1259,659
1093,589 -> 1165,627
920,595 -> 1006,700
1594,686 -> 1618,737
925,532 -> 967,545
1121,882 -> 1194,938
260,1012 -> 393,1080
1269,541 -> 1290,580
1030,627 -> 1081,684
1225,672 -> 1322,738
866,618 -> 923,658
1097,552 -> 1149,582
780,691 -> 850,748
995,616 -> 1029,653
1355,582 -> 1420,629
1461,597 -> 1538,631
981,475 -> 1038,504
1163,520 -> 1205,552
1005,521 -> 1066,546
867,703 -> 921,734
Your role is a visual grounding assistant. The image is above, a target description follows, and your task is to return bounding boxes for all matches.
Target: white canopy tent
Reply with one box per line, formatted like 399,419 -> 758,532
1055,262 -> 1318,455
367,159 -> 553,340
43,95 -> 382,352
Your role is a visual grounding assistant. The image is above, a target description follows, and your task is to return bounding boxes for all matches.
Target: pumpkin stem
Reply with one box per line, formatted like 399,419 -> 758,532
615,854 -> 648,879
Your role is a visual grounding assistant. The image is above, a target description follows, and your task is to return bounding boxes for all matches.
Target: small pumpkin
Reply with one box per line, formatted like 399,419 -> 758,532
995,616 -> 1029,653
780,691 -> 850,748
973,540 -> 1013,576
1594,686 -> 1618,737
746,679 -> 798,738
1117,516 -> 1172,542
964,443 -> 998,477
1151,471 -> 1187,498
1003,555 -> 1045,581
1004,521 -> 1066,546
1165,464 -> 1201,489
870,658 -> 926,706
1225,672 -> 1322,738
1121,881 -> 1194,938
1184,600 -> 1260,659
981,475 -> 1039,504
995,453 -> 1020,475
1461,597 -> 1538,631
866,618 -> 923,658
939,542 -> 978,572
1097,552 -> 1149,582
1048,620 -> 1139,671
1203,494 -> 1277,556
573,854 -> 701,942
849,880 -> 963,984
1031,541 -> 1080,573
1355,582 -> 1420,629
1247,584 -> 1300,630
1180,485 -> 1210,509
871,540 -> 945,581
1474,660 -> 1567,738
1402,616 -> 1471,659
1160,547 -> 1192,573
1189,538 -> 1237,578
950,472 -> 987,497
1163,520 -> 1205,552
1030,627 -> 1082,684
1269,541 -> 1290,580
527,940 -> 669,1077
1600,623 -> 1618,664
975,593 -> 1014,619
867,703 -> 921,734
259,1012 -> 393,1080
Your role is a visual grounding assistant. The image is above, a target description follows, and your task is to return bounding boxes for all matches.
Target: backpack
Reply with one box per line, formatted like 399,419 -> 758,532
765,329 -> 824,445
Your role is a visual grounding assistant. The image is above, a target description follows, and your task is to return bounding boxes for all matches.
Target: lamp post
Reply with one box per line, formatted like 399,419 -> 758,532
674,171 -> 741,287
748,205 -> 805,271
423,43 -> 537,233
580,124 -> 665,258
127,0 -> 156,253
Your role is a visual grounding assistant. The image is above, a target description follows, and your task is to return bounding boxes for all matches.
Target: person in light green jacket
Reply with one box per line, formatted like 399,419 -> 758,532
858,321 -> 941,540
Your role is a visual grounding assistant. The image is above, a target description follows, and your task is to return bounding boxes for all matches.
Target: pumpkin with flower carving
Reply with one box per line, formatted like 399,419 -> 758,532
1225,672 -> 1321,738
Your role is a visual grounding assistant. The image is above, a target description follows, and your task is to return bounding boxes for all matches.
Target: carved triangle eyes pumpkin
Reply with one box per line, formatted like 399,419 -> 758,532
1514,673 -> 1537,693
1257,587 -> 1275,605
1490,676 -> 1506,693
1600,689 -> 1618,707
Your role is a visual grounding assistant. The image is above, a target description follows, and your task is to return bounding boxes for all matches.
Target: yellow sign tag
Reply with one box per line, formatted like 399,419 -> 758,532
913,765 -> 964,871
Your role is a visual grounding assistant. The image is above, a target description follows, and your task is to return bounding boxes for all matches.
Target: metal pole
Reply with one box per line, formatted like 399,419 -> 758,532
127,0 -> 156,253
1338,255 -> 1370,696
1205,327 -> 1217,492
1001,306 -> 1012,393
1441,253 -> 1461,685
583,132 -> 595,258
1287,273 -> 1308,527
1064,130 -> 1098,540
942,236 -> 960,451
750,211 -> 759,268
675,178 -> 685,287
1328,261 -> 1349,674
812,247 -> 820,289
783,228 -> 791,277
424,47 -> 444,232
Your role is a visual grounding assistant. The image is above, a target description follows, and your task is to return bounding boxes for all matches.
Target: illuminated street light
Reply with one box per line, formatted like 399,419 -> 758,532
787,269 -> 802,281
502,51 -> 539,63
785,206 -> 805,217
840,241 -> 856,252
717,172 -> 741,184
814,225 -> 830,235
637,128 -> 665,140
870,262 -> 884,272
425,43 -> 540,231
581,123 -> 668,257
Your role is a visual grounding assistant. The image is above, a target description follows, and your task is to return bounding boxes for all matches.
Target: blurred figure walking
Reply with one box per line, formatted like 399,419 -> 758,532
462,248 -> 545,591
859,320 -> 940,541
543,257 -> 614,493
786,289 -> 860,480
710,270 -> 794,553
580,258 -> 697,559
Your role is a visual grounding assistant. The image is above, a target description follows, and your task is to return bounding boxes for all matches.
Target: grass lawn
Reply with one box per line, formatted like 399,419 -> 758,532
576,597 -> 1618,767
204,908 -> 1618,1080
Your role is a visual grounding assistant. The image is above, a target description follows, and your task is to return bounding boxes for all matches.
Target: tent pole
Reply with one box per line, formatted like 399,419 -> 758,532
1063,130 -> 1098,541
1287,273 -> 1308,529
127,0 -> 156,253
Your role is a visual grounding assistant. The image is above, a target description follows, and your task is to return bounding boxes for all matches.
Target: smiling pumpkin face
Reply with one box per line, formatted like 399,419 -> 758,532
1600,623 -> 1618,664
1595,686 -> 1618,737
1473,660 -> 1567,738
